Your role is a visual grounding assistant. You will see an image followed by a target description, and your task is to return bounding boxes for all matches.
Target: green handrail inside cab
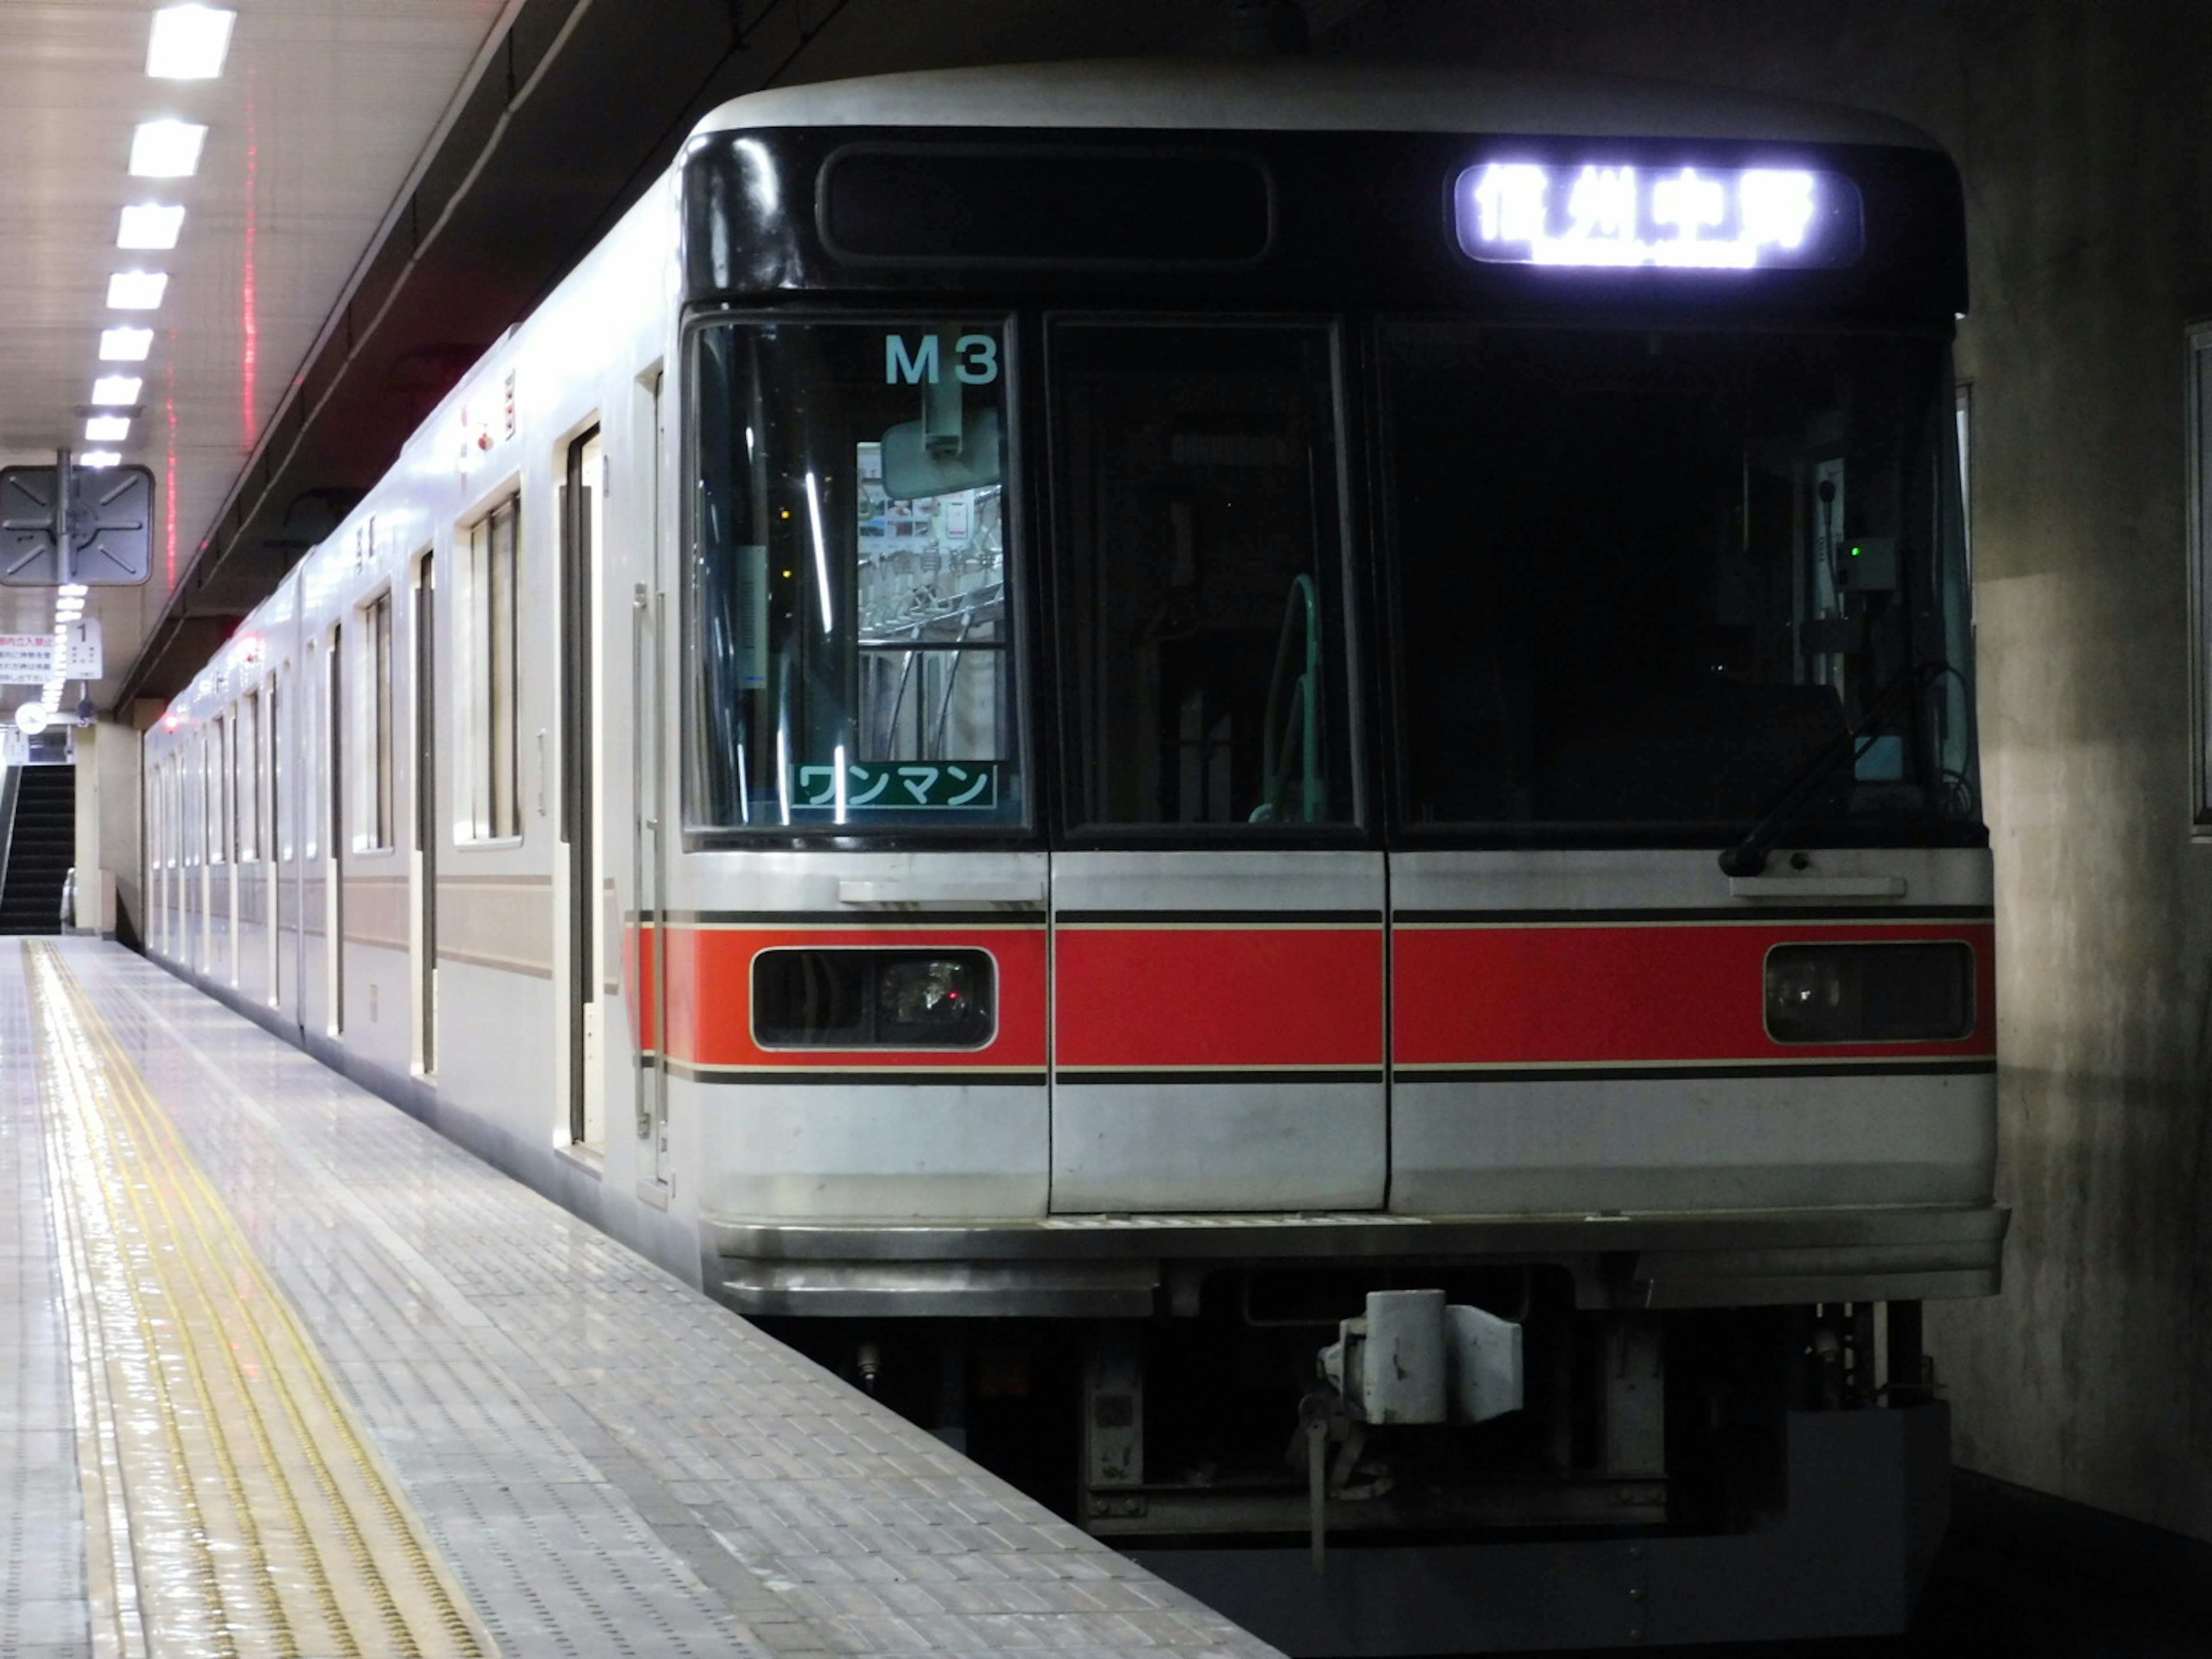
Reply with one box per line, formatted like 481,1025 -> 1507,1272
1253,573 -> 1325,824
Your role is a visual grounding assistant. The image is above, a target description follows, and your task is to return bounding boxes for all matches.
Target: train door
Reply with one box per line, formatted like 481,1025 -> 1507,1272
630,377 -> 669,1187
559,429 -> 603,1147
411,554 -> 437,1074
1044,319 -> 1384,1213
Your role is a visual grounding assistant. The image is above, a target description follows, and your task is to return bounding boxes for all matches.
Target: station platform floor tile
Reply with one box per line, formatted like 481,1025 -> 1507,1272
0,938 -> 1279,1659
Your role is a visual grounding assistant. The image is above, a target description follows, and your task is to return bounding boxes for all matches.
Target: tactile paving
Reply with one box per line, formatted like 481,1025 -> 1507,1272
7,941 -> 1279,1659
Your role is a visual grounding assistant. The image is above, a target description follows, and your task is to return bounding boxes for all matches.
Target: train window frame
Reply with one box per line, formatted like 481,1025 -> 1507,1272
272,666 -> 288,863
2188,319 -> 2212,834
1374,316 -> 1980,846
238,687 -> 261,863
357,588 -> 396,854
209,713 -> 228,865
1044,312 -> 1369,842
456,494 -> 524,846
680,308 -> 1033,845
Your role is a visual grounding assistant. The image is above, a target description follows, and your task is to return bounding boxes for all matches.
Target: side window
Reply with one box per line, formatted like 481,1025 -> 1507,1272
2191,323 -> 2212,831
687,319 -> 1021,833
361,593 -> 394,850
1050,321 -> 1358,830
272,669 -> 286,861
461,499 -> 521,839
238,688 -> 260,862
210,715 -> 229,863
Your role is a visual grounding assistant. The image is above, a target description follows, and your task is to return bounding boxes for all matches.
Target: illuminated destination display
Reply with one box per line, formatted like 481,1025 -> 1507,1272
1455,161 -> 1863,270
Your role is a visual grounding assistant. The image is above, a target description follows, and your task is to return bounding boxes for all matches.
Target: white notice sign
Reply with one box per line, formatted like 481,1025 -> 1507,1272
0,621 -> 101,685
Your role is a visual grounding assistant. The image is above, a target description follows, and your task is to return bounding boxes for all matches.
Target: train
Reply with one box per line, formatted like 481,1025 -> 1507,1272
142,58 -> 2002,1654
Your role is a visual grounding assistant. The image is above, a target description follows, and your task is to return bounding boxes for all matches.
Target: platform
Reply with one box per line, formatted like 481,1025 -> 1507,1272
0,938 -> 1280,1659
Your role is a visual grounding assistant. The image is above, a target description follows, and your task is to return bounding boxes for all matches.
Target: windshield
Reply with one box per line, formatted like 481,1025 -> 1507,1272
1381,324 -> 1976,836
688,317 -> 1021,835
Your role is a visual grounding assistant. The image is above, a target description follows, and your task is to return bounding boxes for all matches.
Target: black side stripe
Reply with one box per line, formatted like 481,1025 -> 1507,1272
1395,906 -> 1994,925
1394,1059 -> 1997,1084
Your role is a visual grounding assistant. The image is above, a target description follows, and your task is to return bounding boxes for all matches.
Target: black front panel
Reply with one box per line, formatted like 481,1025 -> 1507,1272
821,146 -> 1272,266
683,127 -> 1965,320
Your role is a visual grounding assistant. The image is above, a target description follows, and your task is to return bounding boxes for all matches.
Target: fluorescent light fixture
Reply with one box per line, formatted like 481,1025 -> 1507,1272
85,415 -> 130,442
58,585 -> 88,598
91,376 -> 142,405
118,203 -> 185,249
107,271 -> 168,309
99,327 -> 153,361
146,5 -> 235,78
129,120 -> 207,178
79,451 -> 122,468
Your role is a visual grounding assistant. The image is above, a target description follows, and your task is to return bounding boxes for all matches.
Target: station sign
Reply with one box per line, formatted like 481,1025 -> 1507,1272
0,621 -> 103,685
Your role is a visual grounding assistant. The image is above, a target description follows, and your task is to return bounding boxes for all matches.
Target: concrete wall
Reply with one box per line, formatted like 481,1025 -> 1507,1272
1320,1 -> 2212,1542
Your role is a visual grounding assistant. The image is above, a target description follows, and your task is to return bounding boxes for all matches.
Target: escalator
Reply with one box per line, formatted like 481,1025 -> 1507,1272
0,764 -> 75,934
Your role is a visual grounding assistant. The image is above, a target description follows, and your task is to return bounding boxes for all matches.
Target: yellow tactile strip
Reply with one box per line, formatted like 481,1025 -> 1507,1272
28,940 -> 499,1659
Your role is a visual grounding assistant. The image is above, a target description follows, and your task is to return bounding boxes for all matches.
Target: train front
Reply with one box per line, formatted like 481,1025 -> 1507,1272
658,63 -> 1998,1653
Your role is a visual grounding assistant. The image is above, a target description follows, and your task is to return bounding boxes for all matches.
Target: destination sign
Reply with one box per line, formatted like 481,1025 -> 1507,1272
1455,161 -> 1863,270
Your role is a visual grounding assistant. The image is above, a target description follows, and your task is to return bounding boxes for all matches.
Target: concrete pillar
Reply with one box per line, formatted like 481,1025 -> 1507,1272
72,718 -> 142,942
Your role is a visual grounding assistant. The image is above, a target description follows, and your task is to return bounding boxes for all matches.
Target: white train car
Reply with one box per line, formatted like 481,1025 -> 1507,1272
145,60 -> 2002,1652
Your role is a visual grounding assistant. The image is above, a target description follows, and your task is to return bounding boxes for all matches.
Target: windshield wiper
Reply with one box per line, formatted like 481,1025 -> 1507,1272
1718,661 -> 1944,877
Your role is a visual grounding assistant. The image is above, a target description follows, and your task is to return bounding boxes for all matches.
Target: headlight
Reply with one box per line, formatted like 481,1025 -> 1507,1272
878,958 -> 976,1028
1764,942 -> 1973,1043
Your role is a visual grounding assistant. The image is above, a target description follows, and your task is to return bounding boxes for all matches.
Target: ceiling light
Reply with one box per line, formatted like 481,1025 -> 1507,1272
100,328 -> 153,361
129,120 -> 207,178
107,271 -> 168,309
146,6 -> 236,78
85,416 -> 130,442
91,376 -> 142,405
79,451 -> 122,468
118,204 -> 185,249
54,606 -> 84,622
58,585 -> 88,598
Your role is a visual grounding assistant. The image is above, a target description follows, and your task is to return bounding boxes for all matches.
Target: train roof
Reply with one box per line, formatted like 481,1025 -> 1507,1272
690,59 -> 1939,151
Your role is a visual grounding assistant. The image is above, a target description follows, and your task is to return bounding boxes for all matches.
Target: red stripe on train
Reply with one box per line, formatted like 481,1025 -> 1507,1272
1392,921 -> 1996,1067
1055,925 -> 1385,1070
625,923 -> 1047,1070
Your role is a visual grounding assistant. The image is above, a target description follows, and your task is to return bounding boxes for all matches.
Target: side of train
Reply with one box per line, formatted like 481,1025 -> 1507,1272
143,60 -> 2003,1653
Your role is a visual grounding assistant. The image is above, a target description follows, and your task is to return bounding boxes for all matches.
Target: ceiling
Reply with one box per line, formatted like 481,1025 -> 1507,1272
0,0 -> 1362,723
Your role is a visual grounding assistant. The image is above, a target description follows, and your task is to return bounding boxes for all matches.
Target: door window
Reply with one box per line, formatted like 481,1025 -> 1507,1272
1050,321 -> 1358,831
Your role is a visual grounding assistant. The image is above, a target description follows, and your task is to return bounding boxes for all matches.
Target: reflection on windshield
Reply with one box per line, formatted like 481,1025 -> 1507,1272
1382,325 -> 1976,832
689,320 -> 1020,834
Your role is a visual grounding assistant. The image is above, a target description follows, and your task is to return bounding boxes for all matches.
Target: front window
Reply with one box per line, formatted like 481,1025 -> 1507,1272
1382,324 -> 1977,835
1050,321 -> 1358,831
688,317 -> 1020,834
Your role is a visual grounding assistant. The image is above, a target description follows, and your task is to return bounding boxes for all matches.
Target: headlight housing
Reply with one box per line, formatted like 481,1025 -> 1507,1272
1764,942 -> 1974,1043
752,948 -> 995,1048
